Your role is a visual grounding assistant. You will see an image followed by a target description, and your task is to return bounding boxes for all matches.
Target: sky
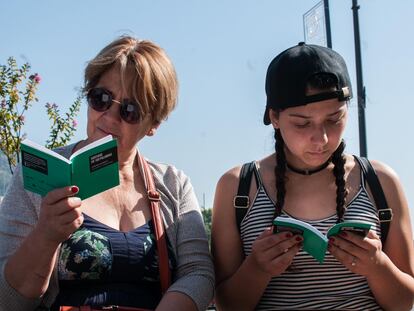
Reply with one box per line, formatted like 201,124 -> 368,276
1,1 -> 413,226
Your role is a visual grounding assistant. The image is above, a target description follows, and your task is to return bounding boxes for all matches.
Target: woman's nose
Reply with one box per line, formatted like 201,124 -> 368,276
104,98 -> 122,122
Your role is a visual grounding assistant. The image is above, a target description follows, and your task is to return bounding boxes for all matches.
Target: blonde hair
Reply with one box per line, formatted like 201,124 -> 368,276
84,36 -> 178,123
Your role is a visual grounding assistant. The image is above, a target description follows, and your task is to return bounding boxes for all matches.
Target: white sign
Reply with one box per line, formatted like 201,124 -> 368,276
303,1 -> 327,47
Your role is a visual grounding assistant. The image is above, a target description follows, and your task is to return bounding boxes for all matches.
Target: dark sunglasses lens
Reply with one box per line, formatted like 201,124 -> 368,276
120,101 -> 140,124
87,88 -> 112,112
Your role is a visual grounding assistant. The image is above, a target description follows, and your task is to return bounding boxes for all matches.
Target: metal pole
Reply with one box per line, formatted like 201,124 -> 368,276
324,0 -> 332,48
352,0 -> 367,157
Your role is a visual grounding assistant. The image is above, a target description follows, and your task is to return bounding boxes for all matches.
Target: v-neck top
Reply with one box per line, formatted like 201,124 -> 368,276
51,213 -> 175,309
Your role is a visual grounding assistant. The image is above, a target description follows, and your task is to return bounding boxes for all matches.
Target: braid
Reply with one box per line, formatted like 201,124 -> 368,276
332,140 -> 348,222
274,129 -> 287,218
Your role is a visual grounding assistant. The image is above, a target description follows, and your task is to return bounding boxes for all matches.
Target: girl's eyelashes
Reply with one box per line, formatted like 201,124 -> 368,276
294,122 -> 311,128
327,118 -> 341,124
327,114 -> 345,124
292,114 -> 345,128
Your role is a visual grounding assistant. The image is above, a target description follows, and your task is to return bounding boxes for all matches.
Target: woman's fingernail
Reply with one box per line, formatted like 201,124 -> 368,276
70,197 -> 81,204
285,232 -> 293,238
340,231 -> 348,238
329,237 -> 335,244
71,186 -> 79,194
295,236 -> 303,242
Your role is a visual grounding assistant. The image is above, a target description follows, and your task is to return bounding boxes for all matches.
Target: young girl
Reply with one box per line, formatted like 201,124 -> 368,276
212,42 -> 414,310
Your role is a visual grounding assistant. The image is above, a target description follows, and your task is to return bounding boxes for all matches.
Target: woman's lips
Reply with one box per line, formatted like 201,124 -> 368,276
98,128 -> 117,137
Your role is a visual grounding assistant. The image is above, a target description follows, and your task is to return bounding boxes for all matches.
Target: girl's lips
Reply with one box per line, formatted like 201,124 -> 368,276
308,151 -> 326,156
306,150 -> 330,162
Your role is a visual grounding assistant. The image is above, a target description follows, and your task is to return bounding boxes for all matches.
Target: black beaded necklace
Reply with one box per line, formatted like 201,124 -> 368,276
286,159 -> 331,175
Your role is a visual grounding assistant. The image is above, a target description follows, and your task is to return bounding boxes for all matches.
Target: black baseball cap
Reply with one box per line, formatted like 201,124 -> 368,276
263,42 -> 352,125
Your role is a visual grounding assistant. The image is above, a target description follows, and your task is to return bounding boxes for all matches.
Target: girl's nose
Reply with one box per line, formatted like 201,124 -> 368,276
311,125 -> 328,146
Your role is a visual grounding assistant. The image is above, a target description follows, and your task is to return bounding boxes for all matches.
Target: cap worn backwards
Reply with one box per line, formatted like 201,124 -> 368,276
263,42 -> 352,125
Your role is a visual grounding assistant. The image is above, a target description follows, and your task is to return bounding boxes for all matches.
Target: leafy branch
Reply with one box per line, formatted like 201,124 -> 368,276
0,57 -> 81,174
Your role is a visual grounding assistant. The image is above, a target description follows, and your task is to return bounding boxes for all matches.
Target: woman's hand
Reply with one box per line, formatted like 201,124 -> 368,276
34,185 -> 84,246
247,227 -> 303,277
328,230 -> 385,276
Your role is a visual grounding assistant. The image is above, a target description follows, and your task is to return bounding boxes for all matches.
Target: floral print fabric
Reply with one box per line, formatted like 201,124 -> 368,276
59,228 -> 112,280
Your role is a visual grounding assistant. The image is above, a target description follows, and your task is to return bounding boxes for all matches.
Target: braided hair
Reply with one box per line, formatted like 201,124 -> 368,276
274,129 -> 286,218
332,140 -> 348,222
273,73 -> 348,221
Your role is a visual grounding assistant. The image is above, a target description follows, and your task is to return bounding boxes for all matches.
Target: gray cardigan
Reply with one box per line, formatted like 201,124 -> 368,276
0,144 -> 214,311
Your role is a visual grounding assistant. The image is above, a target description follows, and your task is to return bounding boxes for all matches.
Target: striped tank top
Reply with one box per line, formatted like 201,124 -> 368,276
240,163 -> 382,310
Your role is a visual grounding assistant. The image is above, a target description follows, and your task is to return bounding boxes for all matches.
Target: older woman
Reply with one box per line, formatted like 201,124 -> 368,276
0,36 -> 214,311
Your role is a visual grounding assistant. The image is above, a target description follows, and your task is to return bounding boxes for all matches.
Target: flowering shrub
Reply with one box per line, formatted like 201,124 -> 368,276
45,96 -> 81,150
0,57 -> 80,174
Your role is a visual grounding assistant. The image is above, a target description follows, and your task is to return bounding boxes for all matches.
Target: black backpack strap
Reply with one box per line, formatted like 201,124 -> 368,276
234,161 -> 256,232
354,156 -> 393,244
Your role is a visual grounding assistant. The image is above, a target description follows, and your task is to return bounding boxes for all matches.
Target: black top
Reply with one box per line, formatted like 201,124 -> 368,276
51,213 -> 175,309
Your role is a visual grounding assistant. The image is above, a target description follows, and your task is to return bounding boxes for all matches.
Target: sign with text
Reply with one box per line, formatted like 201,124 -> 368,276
303,1 -> 327,47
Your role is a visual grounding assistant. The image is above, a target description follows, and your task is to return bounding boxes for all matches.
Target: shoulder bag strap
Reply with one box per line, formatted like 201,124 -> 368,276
354,156 -> 393,244
139,154 -> 171,295
234,161 -> 256,232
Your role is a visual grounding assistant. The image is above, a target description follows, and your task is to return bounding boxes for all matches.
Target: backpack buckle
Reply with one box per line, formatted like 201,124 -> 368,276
234,195 -> 249,208
378,208 -> 393,222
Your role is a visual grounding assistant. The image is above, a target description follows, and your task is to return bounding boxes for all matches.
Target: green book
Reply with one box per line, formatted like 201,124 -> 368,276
273,216 -> 372,263
21,135 -> 120,200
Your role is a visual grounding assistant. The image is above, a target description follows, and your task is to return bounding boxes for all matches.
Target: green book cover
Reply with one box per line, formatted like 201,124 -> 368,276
21,135 -> 120,200
273,216 -> 371,263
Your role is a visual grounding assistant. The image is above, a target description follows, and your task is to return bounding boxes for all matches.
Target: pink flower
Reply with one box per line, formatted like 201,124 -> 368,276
72,120 -> 78,128
33,74 -> 41,83
19,115 -> 25,122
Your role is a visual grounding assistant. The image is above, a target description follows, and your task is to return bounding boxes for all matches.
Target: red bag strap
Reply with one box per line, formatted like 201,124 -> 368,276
139,153 -> 171,295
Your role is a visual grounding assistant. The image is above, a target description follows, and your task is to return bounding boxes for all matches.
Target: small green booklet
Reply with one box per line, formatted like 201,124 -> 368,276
273,216 -> 371,263
21,135 -> 120,200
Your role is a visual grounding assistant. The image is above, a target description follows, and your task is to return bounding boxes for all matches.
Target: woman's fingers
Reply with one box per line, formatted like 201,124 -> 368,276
43,185 -> 79,205
36,185 -> 83,244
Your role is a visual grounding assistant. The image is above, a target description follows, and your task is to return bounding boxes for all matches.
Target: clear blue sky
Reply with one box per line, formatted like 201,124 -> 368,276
1,1 -> 413,226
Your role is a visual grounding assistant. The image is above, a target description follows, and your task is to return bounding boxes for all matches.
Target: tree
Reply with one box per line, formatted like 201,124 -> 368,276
0,57 -> 80,174
201,208 -> 212,245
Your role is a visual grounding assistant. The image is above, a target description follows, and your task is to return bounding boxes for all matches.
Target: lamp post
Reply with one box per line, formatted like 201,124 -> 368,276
324,0 -> 332,48
352,0 -> 368,157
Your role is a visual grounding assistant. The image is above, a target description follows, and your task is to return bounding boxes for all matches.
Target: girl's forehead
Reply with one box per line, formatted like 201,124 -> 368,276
285,100 -> 347,116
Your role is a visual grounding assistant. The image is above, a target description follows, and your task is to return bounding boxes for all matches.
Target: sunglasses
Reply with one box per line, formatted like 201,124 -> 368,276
87,87 -> 141,124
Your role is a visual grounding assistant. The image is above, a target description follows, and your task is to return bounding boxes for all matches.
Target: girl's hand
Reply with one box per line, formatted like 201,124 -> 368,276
248,227 -> 302,277
34,186 -> 83,246
328,230 -> 384,276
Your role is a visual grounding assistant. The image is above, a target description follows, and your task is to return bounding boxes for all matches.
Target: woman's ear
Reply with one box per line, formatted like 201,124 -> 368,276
146,122 -> 161,137
269,109 -> 280,129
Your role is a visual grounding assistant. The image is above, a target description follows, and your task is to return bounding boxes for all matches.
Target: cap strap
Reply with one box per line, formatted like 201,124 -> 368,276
304,87 -> 351,104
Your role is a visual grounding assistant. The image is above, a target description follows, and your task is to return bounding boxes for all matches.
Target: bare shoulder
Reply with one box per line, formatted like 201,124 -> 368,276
369,160 -> 405,203
344,155 -> 401,189
216,165 -> 243,189
213,165 -> 244,218
369,160 -> 400,185
368,163 -> 414,273
368,159 -> 408,217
